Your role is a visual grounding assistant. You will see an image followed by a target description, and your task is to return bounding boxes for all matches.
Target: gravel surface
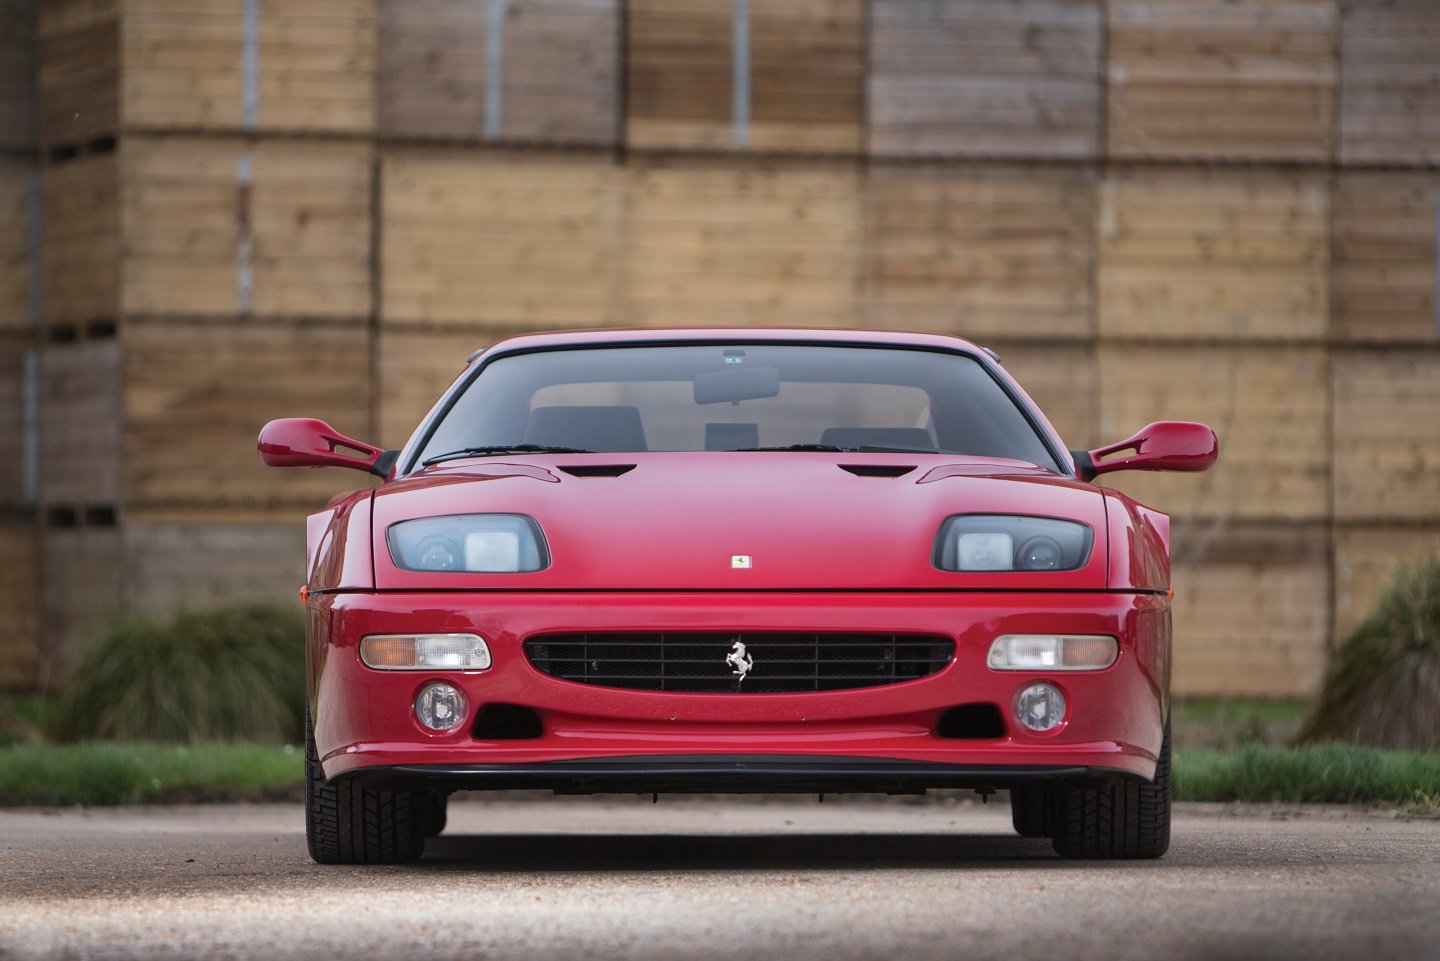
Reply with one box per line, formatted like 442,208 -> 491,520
2,797 -> 1437,961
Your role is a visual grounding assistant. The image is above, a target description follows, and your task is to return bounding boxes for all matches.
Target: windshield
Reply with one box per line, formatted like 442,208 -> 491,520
412,344 -> 1062,471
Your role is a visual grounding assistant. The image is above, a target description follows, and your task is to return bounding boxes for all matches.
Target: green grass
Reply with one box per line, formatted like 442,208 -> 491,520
1172,697 -> 1309,750
1174,743 -> 1440,811
2,740 -> 1437,812
0,742 -> 302,806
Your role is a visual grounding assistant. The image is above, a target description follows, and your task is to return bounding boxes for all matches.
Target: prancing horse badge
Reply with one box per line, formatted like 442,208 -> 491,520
726,640 -> 754,683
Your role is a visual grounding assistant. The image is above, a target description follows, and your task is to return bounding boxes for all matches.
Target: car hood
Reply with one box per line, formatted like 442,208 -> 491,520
370,453 -> 1109,591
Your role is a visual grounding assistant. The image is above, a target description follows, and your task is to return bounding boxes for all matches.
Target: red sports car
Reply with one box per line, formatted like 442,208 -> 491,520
259,328 -> 1217,864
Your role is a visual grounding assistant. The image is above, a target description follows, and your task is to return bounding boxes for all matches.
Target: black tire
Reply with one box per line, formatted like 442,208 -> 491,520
305,709 -> 426,865
422,792 -> 449,838
1010,788 -> 1052,838
1050,720 -> 1171,860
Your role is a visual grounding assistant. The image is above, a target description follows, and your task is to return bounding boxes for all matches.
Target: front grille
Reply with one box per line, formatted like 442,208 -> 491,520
524,632 -> 954,694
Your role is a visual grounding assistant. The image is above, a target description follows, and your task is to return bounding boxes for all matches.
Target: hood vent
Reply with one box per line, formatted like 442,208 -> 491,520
838,464 -> 915,478
558,464 -> 636,478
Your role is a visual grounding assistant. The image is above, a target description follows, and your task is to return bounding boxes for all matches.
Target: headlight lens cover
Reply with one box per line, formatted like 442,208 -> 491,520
387,514 -> 549,573
934,515 -> 1093,573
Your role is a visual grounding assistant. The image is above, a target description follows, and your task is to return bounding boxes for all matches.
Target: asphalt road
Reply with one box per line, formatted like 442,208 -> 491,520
2,797 -> 1437,961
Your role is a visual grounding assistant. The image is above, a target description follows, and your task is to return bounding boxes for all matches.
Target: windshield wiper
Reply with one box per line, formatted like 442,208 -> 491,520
422,445 -> 593,466
733,444 -> 855,452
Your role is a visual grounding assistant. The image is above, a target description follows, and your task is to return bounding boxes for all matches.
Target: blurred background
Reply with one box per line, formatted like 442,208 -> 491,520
0,0 -> 1436,710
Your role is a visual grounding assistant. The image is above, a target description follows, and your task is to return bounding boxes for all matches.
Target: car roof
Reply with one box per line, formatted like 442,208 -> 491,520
470,328 -> 988,363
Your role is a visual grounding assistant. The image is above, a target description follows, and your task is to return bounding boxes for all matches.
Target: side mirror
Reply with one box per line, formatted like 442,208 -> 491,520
1073,421 -> 1218,481
258,418 -> 399,479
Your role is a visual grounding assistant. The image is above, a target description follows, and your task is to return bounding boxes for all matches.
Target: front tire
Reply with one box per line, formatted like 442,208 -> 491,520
305,708 -> 426,864
1010,788 -> 1051,838
1050,721 -> 1172,859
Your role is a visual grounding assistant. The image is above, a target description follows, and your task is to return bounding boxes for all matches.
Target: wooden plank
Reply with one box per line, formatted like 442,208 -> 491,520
1333,525 -> 1440,640
1339,0 -> 1440,165
38,336 -> 122,506
381,151 -> 621,327
119,517 -> 307,617
122,0 -> 376,135
0,519 -> 41,690
0,159 -> 33,332
985,342 -> 1096,450
1332,348 -> 1440,522
36,0 -> 119,149
868,0 -> 1102,159
377,325 -> 509,449
1108,0 -> 1337,162
40,152 -> 120,329
863,164 -> 1095,340
0,335 -> 29,506
122,318 -> 374,511
1169,524 -> 1330,697
1332,172 -> 1440,343
627,0 -> 864,153
620,160 -> 862,326
0,0 -> 37,151
40,520 -> 122,686
379,0 -> 620,146
122,136 -> 373,320
1097,169 -> 1329,342
1097,343 -> 1330,523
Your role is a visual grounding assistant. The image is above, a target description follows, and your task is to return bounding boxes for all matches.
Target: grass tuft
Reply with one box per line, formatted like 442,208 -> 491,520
53,602 -> 306,744
0,742 -> 302,806
1299,555 -> 1440,750
1174,743 -> 1440,806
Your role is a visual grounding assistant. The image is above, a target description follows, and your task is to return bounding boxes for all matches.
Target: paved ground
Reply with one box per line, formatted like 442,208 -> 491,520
1,797 -> 1437,961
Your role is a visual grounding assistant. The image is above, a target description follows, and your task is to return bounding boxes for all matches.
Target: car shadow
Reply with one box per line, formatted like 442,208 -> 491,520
418,832 -> 1061,871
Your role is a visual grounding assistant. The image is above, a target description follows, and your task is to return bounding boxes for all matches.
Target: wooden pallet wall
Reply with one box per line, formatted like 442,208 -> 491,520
121,319 -> 373,512
0,0 -> 36,152
1096,344 -> 1331,524
1332,173 -> 1439,344
869,0 -> 1102,159
864,164 -> 1095,340
37,0 -> 119,151
623,160 -> 862,326
1333,526 -> 1440,639
1107,0 -> 1337,162
626,0 -> 864,153
40,152 -> 119,330
1170,525 -> 1331,697
0,334 -> 31,507
1339,0 -> 1440,166
0,159 -> 33,331
379,0 -> 620,146
122,136 -> 373,320
37,336 -> 121,507
126,0 -> 376,136
1332,349 -> 1440,524
0,518 -> 40,689
1097,170 -> 1330,342
381,151 -> 621,327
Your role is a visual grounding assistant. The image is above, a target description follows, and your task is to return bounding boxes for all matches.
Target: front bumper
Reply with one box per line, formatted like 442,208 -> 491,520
310,591 -> 1170,790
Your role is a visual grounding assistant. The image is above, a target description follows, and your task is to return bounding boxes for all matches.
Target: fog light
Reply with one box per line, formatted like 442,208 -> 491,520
415,682 -> 467,732
1015,682 -> 1066,732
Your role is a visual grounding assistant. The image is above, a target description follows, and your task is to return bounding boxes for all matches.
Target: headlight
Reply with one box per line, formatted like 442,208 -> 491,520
360,633 -> 493,671
387,514 -> 548,573
934,515 -> 1093,572
988,634 -> 1118,671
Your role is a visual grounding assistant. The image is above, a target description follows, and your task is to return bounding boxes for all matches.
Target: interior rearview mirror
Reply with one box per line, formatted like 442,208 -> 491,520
693,366 -> 781,405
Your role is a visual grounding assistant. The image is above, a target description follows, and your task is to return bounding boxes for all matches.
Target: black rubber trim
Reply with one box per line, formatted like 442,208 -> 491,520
334,755 -> 1131,794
